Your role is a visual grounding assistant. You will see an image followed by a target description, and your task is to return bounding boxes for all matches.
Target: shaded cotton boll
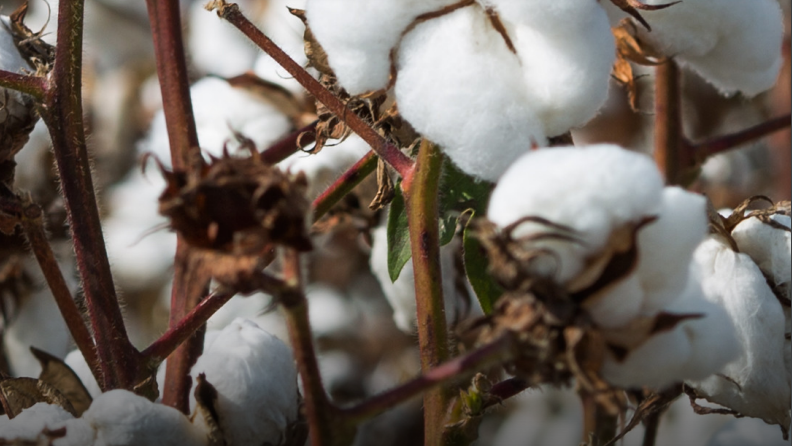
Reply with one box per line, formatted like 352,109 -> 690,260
369,225 -> 460,333
0,16 -> 33,125
582,274 -> 644,329
279,135 -> 371,202
636,187 -> 708,314
253,0 -> 308,94
189,0 -> 259,77
502,1 -> 615,137
190,318 -> 298,446
83,390 -> 207,446
395,7 -> 546,182
0,403 -> 76,441
731,213 -> 791,301
144,77 -> 291,167
603,0 -> 783,96
689,237 -> 791,429
305,0 -> 456,95
706,417 -> 790,446
487,145 -> 663,284
307,285 -> 358,337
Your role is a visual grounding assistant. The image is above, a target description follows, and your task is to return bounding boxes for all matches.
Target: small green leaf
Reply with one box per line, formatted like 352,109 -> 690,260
462,211 -> 503,315
387,182 -> 412,282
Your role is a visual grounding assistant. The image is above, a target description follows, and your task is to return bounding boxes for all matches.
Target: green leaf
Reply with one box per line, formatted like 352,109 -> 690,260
387,181 -> 412,282
462,211 -> 503,315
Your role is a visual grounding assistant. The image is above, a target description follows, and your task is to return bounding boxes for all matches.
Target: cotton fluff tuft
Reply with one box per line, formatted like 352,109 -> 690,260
395,7 -> 546,182
144,77 -> 291,167
0,403 -> 77,441
305,0 -> 456,95
83,390 -> 207,446
188,1 -> 258,77
190,318 -> 299,446
603,0 -> 783,96
687,236 -> 791,429
731,213 -> 791,301
0,16 -> 33,125
488,145 -> 664,284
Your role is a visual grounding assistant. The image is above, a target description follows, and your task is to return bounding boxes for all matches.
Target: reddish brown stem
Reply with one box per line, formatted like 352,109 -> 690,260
402,140 -> 451,445
342,337 -> 511,422
312,151 -> 378,221
145,0 -> 207,412
211,1 -> 415,178
654,59 -> 687,185
39,0 -> 138,391
0,70 -> 46,100
486,377 -> 529,407
260,120 -> 318,165
691,113 -> 792,162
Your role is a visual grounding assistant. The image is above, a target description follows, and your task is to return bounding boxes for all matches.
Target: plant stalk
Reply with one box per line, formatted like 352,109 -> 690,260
312,151 -> 378,221
653,59 -> 686,185
0,70 -> 46,100
260,120 -> 318,165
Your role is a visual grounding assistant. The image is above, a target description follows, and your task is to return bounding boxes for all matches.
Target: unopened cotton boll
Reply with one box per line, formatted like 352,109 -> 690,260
305,0 -> 456,95
395,7 -> 546,182
688,236 -> 791,429
190,318 -> 298,446
488,145 -> 664,284
144,77 -> 291,167
604,0 -> 783,96
83,390 -> 207,446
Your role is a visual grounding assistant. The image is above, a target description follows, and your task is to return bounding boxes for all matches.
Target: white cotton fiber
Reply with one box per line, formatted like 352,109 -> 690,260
189,1 -> 258,77
305,0 -> 455,94
144,77 -> 291,167
732,214 -> 791,301
190,318 -> 298,446
253,0 -> 309,93
0,403 -> 75,441
395,7 -> 546,182
83,390 -> 207,446
603,0 -> 783,96
688,237 -> 791,428
582,275 -> 644,329
636,187 -> 708,313
487,145 -> 663,284
503,1 -> 615,136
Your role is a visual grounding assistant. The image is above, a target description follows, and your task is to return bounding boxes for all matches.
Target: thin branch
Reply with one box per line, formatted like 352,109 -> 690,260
209,1 -> 415,178
642,411 -> 661,446
0,70 -> 46,100
312,151 -> 378,221
342,337 -> 512,422
260,120 -> 318,165
403,140 -> 452,445
690,113 -> 792,162
40,0 -> 138,391
653,59 -> 687,185
485,377 -> 530,409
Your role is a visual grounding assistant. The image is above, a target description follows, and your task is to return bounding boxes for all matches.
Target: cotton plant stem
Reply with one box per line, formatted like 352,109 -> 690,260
260,120 -> 318,165
0,70 -> 46,100
581,392 -> 617,446
210,1 -> 415,178
641,412 -> 661,446
401,140 -> 452,446
690,113 -> 792,162
39,0 -> 138,391
653,59 -> 687,185
312,151 -> 378,221
145,0 -> 209,412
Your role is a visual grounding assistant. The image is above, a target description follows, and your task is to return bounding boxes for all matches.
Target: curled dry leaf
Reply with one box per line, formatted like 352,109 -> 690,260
611,22 -> 664,111
30,348 -> 91,417
608,0 -> 681,31
0,377 -> 76,418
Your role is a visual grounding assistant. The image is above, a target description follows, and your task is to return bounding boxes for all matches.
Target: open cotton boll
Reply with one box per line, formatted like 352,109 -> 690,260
688,237 -> 791,429
279,135 -> 371,201
602,325 -> 692,389
706,417 -> 790,446
0,403 -> 75,441
395,7 -> 546,182
144,77 -> 291,168
487,145 -> 663,284
636,187 -> 708,314
189,1 -> 258,77
305,0 -> 456,95
0,16 -> 33,125
83,390 -> 207,446
604,0 -> 783,96
731,214 -> 791,300
583,275 -> 644,329
505,2 -> 615,137
190,318 -> 298,446
370,225 -> 460,333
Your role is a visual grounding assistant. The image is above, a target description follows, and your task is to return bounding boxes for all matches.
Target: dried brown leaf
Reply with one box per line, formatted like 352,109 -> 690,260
289,8 -> 333,77
608,0 -> 681,31
603,385 -> 683,446
31,347 -> 92,416
0,377 -> 76,418
191,374 -> 227,446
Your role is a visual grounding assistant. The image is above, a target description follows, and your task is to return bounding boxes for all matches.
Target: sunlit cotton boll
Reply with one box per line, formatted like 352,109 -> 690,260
603,0 -> 784,96
395,7 -> 546,182
688,236 -> 791,429
305,0 -> 457,95
190,318 -> 299,446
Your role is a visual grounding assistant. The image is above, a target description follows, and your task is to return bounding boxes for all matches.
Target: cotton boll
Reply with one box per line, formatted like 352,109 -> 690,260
637,187 -> 708,314
190,318 -> 298,446
52,418 -> 96,446
253,0 -> 308,93
189,1 -> 258,77
278,135 -> 371,201
0,403 -> 75,441
689,237 -> 791,428
706,417 -> 789,446
601,326 -> 692,389
395,7 -> 546,182
487,145 -> 663,284
307,285 -> 358,337
582,275 -> 644,329
731,214 -> 791,300
143,77 -> 292,167
505,3 -> 615,136
305,0 -> 456,94
84,390 -> 207,446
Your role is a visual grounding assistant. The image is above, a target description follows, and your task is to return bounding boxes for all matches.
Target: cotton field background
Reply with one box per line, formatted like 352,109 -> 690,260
0,0 -> 789,445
